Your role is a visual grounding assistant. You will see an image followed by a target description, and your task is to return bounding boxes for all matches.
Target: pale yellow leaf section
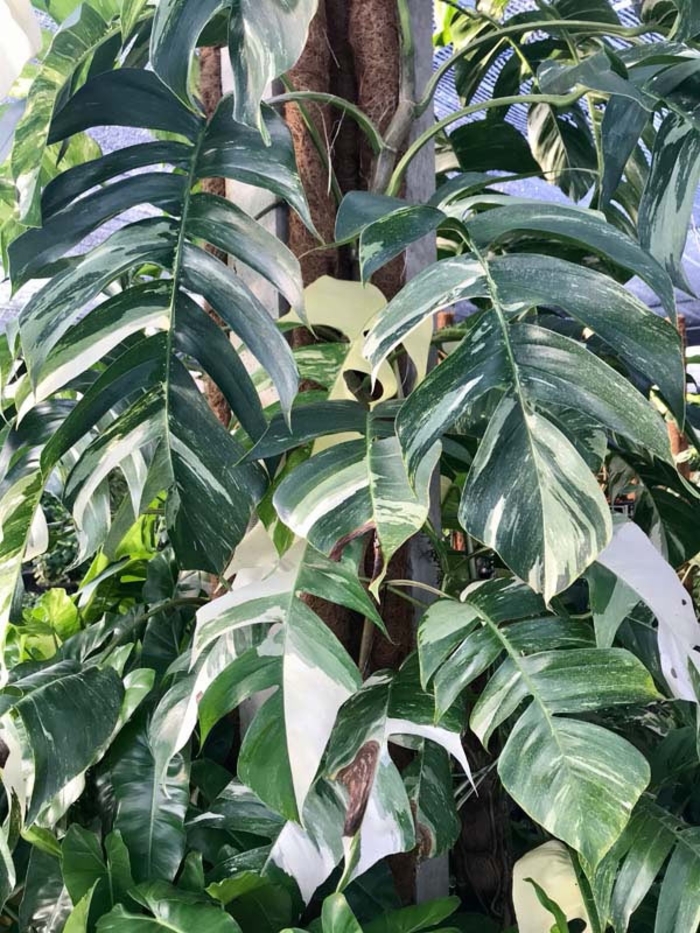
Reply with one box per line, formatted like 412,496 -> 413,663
283,276 -> 432,451
512,841 -> 590,933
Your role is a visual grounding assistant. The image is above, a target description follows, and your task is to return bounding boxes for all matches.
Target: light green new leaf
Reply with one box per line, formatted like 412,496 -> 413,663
419,578 -> 656,866
64,884 -> 96,933
228,0 -> 319,138
321,894 -> 362,933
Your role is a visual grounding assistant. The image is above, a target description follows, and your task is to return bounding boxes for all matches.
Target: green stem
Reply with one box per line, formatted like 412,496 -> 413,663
420,18 -> 655,116
268,91 -> 385,153
386,90 -> 585,196
279,75 -> 344,206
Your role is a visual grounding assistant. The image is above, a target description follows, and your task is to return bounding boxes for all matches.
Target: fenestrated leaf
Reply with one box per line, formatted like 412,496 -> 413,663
418,577 -> 656,867
527,101 -> 597,201
191,544 -> 369,818
639,112 -> 700,288
109,721 -> 190,883
7,65 -> 311,580
247,401 -> 369,461
62,358 -> 263,575
187,193 -> 303,312
196,101 -> 316,232
8,173 -> 188,289
227,0 -> 319,139
335,192 -> 444,283
49,68 -> 202,143
365,254 -> 683,422
150,0 -> 224,105
10,666 -> 124,823
323,657 -> 470,886
365,248 -> 681,598
274,433 -> 440,597
463,198 -> 675,320
42,141 -> 193,217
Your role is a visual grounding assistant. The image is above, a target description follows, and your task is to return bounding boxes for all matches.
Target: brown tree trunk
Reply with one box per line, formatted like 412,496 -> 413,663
198,46 -> 232,429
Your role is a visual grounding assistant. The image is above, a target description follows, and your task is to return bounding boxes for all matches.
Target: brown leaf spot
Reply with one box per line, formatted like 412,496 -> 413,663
337,740 -> 380,836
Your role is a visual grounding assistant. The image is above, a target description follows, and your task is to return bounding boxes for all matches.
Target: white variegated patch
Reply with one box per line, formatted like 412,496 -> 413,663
597,521 -> 700,701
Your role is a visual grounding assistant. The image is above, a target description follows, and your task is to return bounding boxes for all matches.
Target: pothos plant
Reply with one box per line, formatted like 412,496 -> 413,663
0,0 -> 699,931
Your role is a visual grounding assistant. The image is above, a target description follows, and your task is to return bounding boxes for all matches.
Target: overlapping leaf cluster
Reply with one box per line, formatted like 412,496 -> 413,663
0,0 -> 699,931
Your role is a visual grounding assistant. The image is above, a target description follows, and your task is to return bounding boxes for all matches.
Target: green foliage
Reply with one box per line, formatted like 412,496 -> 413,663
0,0 -> 698,931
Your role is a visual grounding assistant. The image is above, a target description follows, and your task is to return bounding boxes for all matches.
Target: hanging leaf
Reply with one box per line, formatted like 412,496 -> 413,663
595,521 -> 700,701
527,102 -> 597,201
323,656 -> 470,886
228,0 -> 319,139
